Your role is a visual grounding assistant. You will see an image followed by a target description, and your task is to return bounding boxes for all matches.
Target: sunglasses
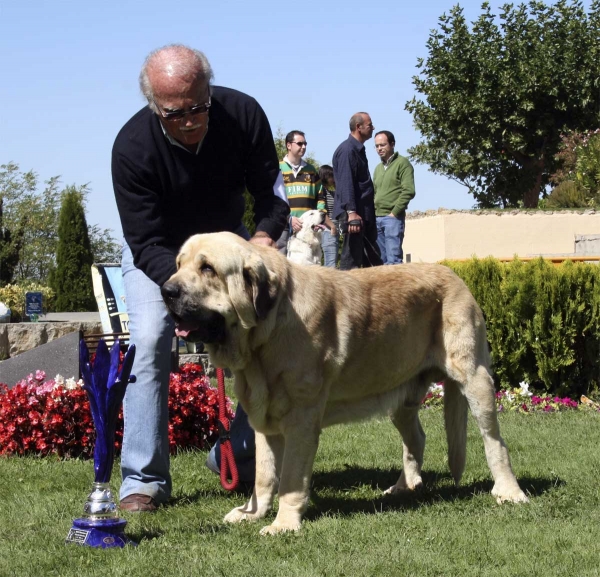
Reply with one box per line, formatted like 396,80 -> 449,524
152,95 -> 212,121
293,141 -> 308,147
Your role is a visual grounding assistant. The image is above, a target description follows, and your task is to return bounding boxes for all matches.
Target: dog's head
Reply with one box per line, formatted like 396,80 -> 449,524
161,232 -> 281,367
298,210 -> 326,233
293,210 -> 326,246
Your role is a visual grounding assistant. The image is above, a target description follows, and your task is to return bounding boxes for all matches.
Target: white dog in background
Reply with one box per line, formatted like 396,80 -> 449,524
286,209 -> 327,266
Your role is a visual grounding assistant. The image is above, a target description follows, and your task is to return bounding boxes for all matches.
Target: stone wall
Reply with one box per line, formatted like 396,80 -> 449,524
0,321 -> 103,360
404,208 -> 600,262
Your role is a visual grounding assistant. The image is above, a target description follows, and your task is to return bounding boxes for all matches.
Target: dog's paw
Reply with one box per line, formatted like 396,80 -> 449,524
491,483 -> 529,504
383,472 -> 423,495
223,506 -> 262,524
259,521 -> 301,535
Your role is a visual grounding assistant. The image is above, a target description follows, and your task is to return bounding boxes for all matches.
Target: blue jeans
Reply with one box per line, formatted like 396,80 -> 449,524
376,215 -> 405,265
320,222 -> 339,268
120,224 -> 254,502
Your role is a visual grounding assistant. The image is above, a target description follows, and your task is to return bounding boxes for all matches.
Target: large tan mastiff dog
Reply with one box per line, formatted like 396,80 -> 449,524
161,232 -> 527,535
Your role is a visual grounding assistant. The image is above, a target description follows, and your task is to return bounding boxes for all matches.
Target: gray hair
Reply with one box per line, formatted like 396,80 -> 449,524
139,44 -> 214,113
349,112 -> 368,132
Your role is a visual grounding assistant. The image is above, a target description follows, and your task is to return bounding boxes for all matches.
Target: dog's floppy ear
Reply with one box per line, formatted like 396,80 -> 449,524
226,249 -> 277,329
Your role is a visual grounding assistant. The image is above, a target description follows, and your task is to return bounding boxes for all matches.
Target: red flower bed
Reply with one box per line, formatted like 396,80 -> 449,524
0,363 -> 232,458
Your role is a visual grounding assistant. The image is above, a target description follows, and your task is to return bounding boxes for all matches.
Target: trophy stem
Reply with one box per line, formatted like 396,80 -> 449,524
83,482 -> 118,519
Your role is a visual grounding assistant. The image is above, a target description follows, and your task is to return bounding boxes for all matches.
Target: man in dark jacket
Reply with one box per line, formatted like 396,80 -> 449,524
112,44 -> 289,512
332,112 -> 382,269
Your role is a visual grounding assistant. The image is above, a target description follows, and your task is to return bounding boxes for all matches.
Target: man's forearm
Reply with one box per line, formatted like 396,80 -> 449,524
254,195 -> 290,239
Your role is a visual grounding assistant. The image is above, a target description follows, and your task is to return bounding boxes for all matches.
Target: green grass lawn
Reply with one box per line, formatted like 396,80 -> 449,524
1,408 -> 599,577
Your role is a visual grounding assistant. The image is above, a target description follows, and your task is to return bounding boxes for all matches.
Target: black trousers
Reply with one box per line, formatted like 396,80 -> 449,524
339,215 -> 383,270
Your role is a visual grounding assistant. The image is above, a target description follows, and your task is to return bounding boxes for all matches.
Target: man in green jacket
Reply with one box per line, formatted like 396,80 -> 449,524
373,130 -> 415,264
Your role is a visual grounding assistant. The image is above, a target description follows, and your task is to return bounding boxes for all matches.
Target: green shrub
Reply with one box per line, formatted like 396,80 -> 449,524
550,129 -> 600,208
546,180 -> 588,208
0,283 -> 55,320
443,257 -> 600,397
242,190 -> 256,237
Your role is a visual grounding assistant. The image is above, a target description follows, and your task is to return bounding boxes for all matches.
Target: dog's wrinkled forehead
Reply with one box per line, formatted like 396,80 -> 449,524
176,232 -> 251,272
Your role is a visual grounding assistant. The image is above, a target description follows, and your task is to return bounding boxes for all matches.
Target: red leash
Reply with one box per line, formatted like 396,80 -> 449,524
216,367 -> 239,491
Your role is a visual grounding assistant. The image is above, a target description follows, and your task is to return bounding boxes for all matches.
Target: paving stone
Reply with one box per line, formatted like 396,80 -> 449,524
0,330 -> 81,388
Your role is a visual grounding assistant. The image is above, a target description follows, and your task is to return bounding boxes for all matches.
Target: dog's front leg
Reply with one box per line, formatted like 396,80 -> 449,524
259,410 -> 321,535
223,432 -> 283,524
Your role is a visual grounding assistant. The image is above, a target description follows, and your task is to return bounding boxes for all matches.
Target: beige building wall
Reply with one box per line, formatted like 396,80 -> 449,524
404,210 -> 600,263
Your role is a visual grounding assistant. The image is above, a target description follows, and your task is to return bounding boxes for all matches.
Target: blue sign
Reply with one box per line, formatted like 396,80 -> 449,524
25,292 -> 43,316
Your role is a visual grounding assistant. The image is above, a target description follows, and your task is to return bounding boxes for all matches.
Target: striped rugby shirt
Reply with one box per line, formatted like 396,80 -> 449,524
280,156 -> 326,218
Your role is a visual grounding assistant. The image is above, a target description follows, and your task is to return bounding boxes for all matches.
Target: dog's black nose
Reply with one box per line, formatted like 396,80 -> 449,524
161,282 -> 180,299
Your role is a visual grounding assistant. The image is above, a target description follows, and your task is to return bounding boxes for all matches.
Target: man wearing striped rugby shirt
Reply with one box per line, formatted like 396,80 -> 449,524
276,130 -> 334,255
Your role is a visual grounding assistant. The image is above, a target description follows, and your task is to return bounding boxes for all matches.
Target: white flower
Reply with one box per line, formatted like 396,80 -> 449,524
65,377 -> 79,391
53,374 -> 83,390
428,382 -> 444,396
519,381 -> 533,397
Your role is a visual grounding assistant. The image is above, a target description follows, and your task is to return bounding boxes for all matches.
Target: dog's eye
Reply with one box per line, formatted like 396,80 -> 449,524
201,264 -> 215,274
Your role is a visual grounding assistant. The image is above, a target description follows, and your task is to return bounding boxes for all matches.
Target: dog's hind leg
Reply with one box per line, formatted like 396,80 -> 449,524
384,379 -> 428,495
443,378 -> 468,485
443,297 -> 527,504
224,432 -> 284,524
450,362 -> 528,504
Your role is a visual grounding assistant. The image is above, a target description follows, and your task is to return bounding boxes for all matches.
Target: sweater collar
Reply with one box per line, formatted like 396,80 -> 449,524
382,151 -> 398,167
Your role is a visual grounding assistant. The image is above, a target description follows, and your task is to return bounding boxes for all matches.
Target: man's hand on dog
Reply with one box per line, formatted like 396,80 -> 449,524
290,216 -> 302,233
250,232 -> 276,247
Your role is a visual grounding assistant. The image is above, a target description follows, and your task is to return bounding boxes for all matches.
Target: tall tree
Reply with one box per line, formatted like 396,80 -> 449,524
406,0 -> 600,208
51,188 -> 96,311
0,163 -> 121,282
0,197 -> 25,285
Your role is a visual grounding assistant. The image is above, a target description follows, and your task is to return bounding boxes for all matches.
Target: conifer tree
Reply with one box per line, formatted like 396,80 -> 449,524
0,198 -> 25,285
52,187 -> 96,311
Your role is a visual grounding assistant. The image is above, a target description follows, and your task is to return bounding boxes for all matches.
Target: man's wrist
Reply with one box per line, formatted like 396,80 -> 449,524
253,231 -> 271,239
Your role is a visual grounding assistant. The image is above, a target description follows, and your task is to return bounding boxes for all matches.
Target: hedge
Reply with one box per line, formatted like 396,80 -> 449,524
442,257 -> 600,398
0,283 -> 55,321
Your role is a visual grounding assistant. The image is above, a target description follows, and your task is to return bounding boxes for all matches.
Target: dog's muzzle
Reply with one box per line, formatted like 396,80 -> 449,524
161,281 -> 226,343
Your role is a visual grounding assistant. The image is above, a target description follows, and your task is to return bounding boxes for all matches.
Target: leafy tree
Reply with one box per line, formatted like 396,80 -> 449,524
88,223 -> 122,263
0,163 -> 121,283
0,163 -> 60,282
51,188 -> 96,312
548,128 -> 600,208
406,1 -> 600,208
242,191 -> 257,237
0,197 -> 25,285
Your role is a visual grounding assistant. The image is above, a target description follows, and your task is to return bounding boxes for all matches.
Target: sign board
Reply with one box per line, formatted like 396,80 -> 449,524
91,264 -> 129,334
25,292 -> 43,317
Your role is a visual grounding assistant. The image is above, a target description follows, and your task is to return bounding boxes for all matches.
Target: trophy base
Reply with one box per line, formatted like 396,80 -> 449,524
66,517 -> 137,548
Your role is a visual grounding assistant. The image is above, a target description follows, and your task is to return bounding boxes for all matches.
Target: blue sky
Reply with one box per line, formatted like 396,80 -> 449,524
0,0 -> 560,238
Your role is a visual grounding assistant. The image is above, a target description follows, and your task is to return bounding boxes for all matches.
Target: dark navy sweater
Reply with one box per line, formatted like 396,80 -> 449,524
112,85 -> 289,286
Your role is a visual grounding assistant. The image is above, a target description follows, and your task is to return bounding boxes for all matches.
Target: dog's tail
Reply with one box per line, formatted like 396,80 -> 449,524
443,379 -> 468,485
